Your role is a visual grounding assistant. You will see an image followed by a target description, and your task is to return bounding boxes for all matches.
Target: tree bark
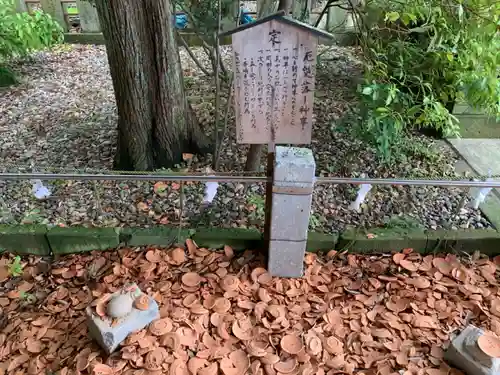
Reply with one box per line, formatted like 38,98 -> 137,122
95,0 -> 211,171
245,144 -> 264,171
277,0 -> 292,14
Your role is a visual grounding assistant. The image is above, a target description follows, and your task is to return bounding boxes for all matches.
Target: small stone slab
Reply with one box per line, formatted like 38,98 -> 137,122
86,286 -> 159,354
445,325 -> 500,375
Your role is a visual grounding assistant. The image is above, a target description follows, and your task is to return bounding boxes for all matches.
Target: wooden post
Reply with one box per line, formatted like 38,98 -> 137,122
263,146 -> 275,255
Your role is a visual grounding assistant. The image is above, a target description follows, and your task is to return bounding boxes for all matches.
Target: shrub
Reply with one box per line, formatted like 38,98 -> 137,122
355,0 -> 499,162
0,0 -> 63,86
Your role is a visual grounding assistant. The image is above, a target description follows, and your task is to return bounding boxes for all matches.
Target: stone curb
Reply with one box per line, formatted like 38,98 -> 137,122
1,225 -> 500,256
120,227 -> 192,248
337,228 -> 428,253
0,225 -> 51,256
47,227 -> 120,254
193,228 -> 263,251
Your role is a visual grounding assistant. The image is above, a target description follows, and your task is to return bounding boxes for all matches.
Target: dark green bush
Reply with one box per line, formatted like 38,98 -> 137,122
0,0 -> 63,87
355,0 -> 499,162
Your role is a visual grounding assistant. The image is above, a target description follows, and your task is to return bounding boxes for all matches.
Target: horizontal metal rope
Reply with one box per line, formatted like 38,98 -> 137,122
0,172 -> 499,188
0,172 -> 270,183
314,177 -> 500,188
0,162 -> 498,181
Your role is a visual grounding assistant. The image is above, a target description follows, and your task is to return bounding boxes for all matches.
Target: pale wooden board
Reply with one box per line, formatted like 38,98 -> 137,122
232,20 -> 318,144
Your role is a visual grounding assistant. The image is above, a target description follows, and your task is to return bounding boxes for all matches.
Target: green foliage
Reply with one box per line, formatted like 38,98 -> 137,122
308,214 -> 322,231
247,193 -> 265,221
383,215 -> 424,230
8,255 -> 23,277
175,0 -> 235,43
0,0 -> 63,86
356,0 -> 500,162
21,208 -> 49,225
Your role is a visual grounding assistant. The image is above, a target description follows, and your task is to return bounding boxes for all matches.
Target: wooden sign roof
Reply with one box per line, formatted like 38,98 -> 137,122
219,11 -> 334,40
222,12 -> 333,145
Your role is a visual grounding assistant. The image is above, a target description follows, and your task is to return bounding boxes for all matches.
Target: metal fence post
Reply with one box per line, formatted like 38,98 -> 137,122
268,146 -> 315,277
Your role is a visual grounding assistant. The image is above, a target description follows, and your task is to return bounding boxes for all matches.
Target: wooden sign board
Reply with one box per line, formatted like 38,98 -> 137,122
222,14 -> 331,145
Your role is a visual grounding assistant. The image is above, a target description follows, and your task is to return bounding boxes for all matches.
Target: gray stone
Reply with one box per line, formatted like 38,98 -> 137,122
268,240 -> 306,278
273,147 -> 316,187
268,146 -> 315,278
87,285 -> 159,354
271,193 -> 312,241
445,325 -> 500,375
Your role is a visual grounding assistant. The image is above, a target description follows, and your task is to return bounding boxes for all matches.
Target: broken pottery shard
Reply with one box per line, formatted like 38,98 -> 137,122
87,284 -> 159,354
445,325 -> 500,375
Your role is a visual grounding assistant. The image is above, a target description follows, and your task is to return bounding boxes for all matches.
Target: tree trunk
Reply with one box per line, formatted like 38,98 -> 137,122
292,0 -> 311,21
245,144 -> 264,171
95,0 -> 210,171
257,0 -> 276,18
277,0 -> 292,14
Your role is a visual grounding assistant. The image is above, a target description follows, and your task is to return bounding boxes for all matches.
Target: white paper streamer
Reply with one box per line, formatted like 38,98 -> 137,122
468,169 -> 493,209
32,179 -> 51,200
470,178 -> 493,209
349,183 -> 372,212
203,180 -> 219,205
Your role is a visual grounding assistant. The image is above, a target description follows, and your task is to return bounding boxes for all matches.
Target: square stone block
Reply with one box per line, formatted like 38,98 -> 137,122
271,193 -> 312,242
87,285 -> 160,354
274,146 -> 316,187
445,325 -> 500,375
268,240 -> 306,278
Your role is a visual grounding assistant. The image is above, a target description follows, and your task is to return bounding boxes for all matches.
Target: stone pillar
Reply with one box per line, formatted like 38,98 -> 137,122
76,0 -> 101,33
268,146 -> 315,278
40,0 -> 67,31
16,0 -> 28,12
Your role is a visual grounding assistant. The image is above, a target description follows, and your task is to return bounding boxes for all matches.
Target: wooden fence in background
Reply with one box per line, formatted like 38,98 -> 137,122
15,0 -> 356,45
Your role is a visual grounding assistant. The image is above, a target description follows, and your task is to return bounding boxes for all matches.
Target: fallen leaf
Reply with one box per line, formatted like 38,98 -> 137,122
281,334 -> 303,354
153,181 -> 168,196
393,253 -> 405,265
400,259 -> 418,272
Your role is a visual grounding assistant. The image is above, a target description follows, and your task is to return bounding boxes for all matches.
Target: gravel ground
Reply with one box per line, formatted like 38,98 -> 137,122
0,44 -> 490,232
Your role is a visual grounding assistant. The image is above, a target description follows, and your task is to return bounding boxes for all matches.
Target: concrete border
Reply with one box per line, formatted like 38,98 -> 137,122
0,225 -> 500,256
47,227 -> 120,254
0,225 -> 51,255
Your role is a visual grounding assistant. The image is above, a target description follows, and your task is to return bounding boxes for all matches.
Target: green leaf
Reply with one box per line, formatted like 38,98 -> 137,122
362,86 -> 373,95
385,11 -> 400,22
401,13 -> 411,26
